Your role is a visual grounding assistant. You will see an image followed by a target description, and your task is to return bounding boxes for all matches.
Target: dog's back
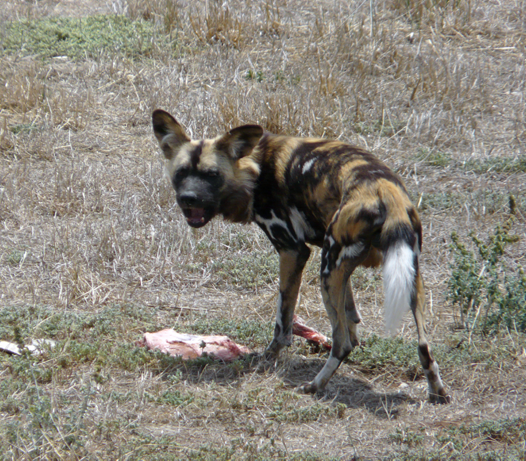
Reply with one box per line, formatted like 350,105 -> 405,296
250,134 -> 421,333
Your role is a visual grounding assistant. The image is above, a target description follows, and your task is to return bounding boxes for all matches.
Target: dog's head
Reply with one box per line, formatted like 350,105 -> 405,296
152,110 -> 263,228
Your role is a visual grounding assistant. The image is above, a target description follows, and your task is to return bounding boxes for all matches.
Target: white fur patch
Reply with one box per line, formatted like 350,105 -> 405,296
336,242 -> 365,268
289,207 -> 315,241
383,242 -> 415,336
312,356 -> 342,389
425,361 -> 445,394
255,211 -> 291,242
321,236 -> 337,275
302,158 -> 315,174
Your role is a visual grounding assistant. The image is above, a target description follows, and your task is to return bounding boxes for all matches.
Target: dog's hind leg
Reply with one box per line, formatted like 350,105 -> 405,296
381,226 -> 450,403
412,273 -> 451,404
344,280 -> 360,348
301,235 -> 369,394
343,246 -> 381,350
265,244 -> 311,358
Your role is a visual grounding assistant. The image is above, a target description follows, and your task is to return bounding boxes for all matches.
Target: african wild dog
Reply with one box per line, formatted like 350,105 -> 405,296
152,109 -> 450,403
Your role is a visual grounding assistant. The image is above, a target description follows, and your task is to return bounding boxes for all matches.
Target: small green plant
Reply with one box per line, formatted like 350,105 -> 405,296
448,196 -> 525,334
189,317 -> 273,347
9,124 -> 40,135
465,156 -> 526,174
457,417 -> 526,445
5,249 -> 27,265
389,427 -> 424,447
155,389 -> 195,407
346,334 -> 419,371
211,251 -> 279,289
268,392 -> 346,423
244,69 -> 265,82
2,15 -> 168,59
416,148 -> 452,167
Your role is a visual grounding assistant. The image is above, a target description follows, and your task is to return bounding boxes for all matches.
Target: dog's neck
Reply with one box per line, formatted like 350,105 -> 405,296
219,156 -> 260,224
219,133 -> 278,224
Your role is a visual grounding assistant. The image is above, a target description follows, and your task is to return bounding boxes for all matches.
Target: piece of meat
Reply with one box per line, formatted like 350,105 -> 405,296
292,315 -> 332,350
139,329 -> 251,362
139,318 -> 330,361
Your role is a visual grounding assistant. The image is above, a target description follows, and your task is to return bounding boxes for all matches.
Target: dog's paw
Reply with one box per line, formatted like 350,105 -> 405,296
429,390 -> 451,405
262,351 -> 278,362
298,382 -> 318,394
249,352 -> 277,372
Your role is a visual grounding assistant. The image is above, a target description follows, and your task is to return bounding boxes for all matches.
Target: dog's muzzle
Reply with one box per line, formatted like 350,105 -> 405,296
178,192 -> 216,228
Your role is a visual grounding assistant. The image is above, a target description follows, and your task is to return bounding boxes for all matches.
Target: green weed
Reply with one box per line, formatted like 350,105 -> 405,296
347,334 -> 419,371
389,428 -> 425,447
416,149 -> 452,167
454,417 -> 526,445
431,418 -> 526,458
415,190 -> 526,215
1,15 -> 168,59
416,192 -> 458,212
9,124 -> 40,135
0,382 -> 93,459
0,304 -> 161,343
465,157 -> 526,174
189,317 -> 273,348
244,69 -> 265,82
0,304 -> 164,377
387,419 -> 526,460
448,196 -> 525,333
413,150 -> 526,174
5,249 -> 27,265
347,332 -> 520,380
156,389 -> 195,407
211,251 -> 279,289
269,392 -> 346,422
185,437 -> 338,461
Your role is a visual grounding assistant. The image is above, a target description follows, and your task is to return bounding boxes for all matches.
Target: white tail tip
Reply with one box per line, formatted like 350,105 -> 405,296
383,242 -> 415,336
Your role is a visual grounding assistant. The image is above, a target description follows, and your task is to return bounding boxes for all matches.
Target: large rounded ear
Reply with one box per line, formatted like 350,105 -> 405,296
152,109 -> 190,159
215,125 -> 264,160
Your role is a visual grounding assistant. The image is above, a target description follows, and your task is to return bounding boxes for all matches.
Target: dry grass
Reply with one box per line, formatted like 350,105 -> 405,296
1,0 -> 525,459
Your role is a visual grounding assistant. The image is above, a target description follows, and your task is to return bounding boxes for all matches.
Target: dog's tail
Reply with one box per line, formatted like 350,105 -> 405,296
380,192 -> 421,336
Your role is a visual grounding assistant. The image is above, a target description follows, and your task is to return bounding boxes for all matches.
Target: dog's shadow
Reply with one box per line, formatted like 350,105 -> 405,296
161,354 -> 416,418
275,357 -> 416,419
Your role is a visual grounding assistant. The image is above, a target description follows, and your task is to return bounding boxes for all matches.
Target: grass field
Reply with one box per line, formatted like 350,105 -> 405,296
1,0 -> 525,459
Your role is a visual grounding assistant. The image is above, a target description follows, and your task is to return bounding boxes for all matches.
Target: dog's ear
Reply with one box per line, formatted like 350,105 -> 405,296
152,109 -> 190,159
216,125 -> 264,160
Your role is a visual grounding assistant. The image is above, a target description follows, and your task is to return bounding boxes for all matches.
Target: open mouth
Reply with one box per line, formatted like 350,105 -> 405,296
182,207 -> 214,228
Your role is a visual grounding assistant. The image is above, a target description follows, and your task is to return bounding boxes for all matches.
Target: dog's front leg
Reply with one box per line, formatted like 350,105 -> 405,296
265,245 -> 311,359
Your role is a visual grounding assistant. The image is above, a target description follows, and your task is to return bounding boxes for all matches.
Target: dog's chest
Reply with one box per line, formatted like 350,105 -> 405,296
252,179 -> 327,249
250,159 -> 331,250
253,206 -> 317,249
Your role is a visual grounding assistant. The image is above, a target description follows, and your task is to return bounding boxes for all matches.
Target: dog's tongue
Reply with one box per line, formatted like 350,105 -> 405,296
187,208 -> 205,224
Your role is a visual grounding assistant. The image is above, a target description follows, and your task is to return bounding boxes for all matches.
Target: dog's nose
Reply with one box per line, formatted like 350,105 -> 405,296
179,192 -> 199,207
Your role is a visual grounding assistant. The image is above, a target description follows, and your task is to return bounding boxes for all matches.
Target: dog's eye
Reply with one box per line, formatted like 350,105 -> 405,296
207,170 -> 220,177
174,167 -> 190,183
